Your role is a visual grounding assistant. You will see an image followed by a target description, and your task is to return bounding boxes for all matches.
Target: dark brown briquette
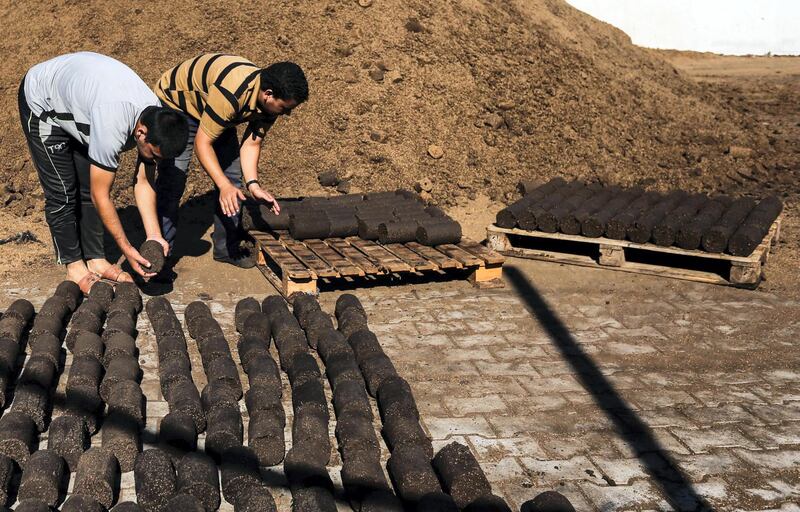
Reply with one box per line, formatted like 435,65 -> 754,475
337,308 -> 368,339
387,445 -> 442,502
244,385 -> 283,414
357,217 -> 387,240
245,355 -> 282,390
335,294 -> 364,318
54,280 -> 81,312
377,220 -> 418,244
18,354 -> 57,389
341,453 -> 389,497
260,295 -> 289,322
432,442 -> 493,509
75,299 -> 105,320
702,197 -> 758,253
12,382 -> 51,432
159,411 -> 198,458
233,301 -> 263,332
557,186 -> 621,235
235,483 -> 278,512
176,453 -> 220,511
148,310 -> 183,339
237,336 -> 271,372
184,301 -> 212,336
626,190 -> 689,243
377,376 -> 419,421
292,411 -> 330,456
3,299 -> 34,324
0,410 -> 37,466
14,501 -> 51,512
304,313 -> 334,349
166,493 -> 205,511
325,353 -> 363,391
113,282 -> 142,312
464,495 -> 513,512
72,331 -> 103,362
241,312 -> 270,342
276,337 -> 308,372
158,352 -> 193,398
292,294 -> 320,327
112,501 -> 145,512
348,329 -> 383,363
335,415 -> 381,460
88,281 -> 114,311
360,490 -> 405,512
728,196 -> 783,256
332,379 -> 372,419
416,219 -> 462,245
205,405 -> 243,461
286,352 -> 321,388
134,449 -> 176,512
198,336 -> 232,370
100,355 -> 141,402
206,357 -> 242,396
520,491 -> 576,512
66,356 -> 103,413
519,180 -> 586,231
63,402 -> 99,435
360,354 -> 398,397
140,240 -> 166,274
291,485 -> 337,512
103,332 -> 137,367
580,187 -> 644,237
18,449 -> 65,506
650,193 -> 708,246
289,212 -> 331,239
103,314 -> 137,340
106,300 -> 139,322
495,197 -> 534,229
241,201 -> 292,231
61,494 -> 105,512
30,314 -> 63,339
166,380 -> 205,433
675,196 -> 732,249
536,183 -> 597,233
23,334 -> 63,374
291,380 -> 329,419
284,445 -> 331,488
102,412 -> 141,472
155,335 -> 187,357
0,316 -> 25,343
317,328 -> 349,362
201,381 -> 241,413
382,414 -> 432,458
603,191 -> 662,239
220,446 -> 261,505
66,324 -> 102,352
73,447 -> 120,509
248,411 -> 285,466
271,314 -> 303,340
39,295 -> 71,321
417,492 -> 459,512
47,415 -> 89,472
326,213 -> 360,238
107,380 -> 145,427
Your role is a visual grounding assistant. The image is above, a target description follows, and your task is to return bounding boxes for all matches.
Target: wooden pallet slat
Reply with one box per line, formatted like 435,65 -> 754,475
326,238 -> 383,275
406,242 -> 463,269
384,243 -> 439,271
435,244 -> 483,267
258,237 -> 314,279
304,239 -> 365,277
347,237 -> 412,273
457,239 -> 506,266
281,234 -> 339,278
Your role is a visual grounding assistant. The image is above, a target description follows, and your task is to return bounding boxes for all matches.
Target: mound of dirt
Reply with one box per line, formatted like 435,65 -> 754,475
0,0 -> 787,218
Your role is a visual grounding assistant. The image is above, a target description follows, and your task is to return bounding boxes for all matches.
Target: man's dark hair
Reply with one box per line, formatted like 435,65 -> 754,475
260,62 -> 309,104
140,107 -> 189,158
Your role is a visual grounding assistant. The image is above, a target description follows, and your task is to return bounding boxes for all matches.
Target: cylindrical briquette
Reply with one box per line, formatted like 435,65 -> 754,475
292,294 -> 321,328
286,352 -> 322,388
463,495 -> 513,512
103,314 -> 137,340
102,412 -> 141,472
61,494 -> 105,512
237,336 -> 271,372
220,446 -> 261,505
3,299 -> 34,324
701,197 -> 758,253
360,354 -> 399,397
18,449 -> 65,507
103,332 -> 137,367
580,187 -> 644,238
205,405 -> 243,461
176,452 -> 221,512
88,281 -> 114,311
111,502 -> 145,512
54,280 -> 81,312
66,355 -> 103,413
416,219 -> 462,246
201,380 -> 241,413
100,355 -> 142,402
38,295 -> 72,322
14,501 -> 51,512
205,357 -> 242,396
235,297 -> 262,333
377,221 -> 418,244
382,414 -> 433,459
520,491 -> 576,512
12,382 -> 52,432
107,380 -> 146,427
18,354 -> 57,390
248,410 -> 286,466
432,442 -> 493,509
72,331 -> 104,363
134,449 -> 176,512
727,196 -> 783,256
234,483 -> 278,512
139,240 -> 166,274
73,447 -> 120,509
289,212 -> 331,240
626,190 -> 689,244
30,314 -> 63,340
166,380 -> 206,433
159,411 -> 198,459
158,352 -> 193,398
244,355 -> 282,390
290,485 -> 338,512
332,379 -> 373,420
291,380 -> 329,420
387,445 -> 442,502
165,493 -> 205,511
335,415 -> 381,461
604,191 -> 663,240
47,415 -> 89,472
377,375 -> 420,421
675,195 -> 732,249
0,455 -> 13,506
348,329 -> 384,363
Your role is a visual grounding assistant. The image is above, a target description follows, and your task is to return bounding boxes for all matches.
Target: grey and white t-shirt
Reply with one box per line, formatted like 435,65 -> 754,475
24,52 -> 160,171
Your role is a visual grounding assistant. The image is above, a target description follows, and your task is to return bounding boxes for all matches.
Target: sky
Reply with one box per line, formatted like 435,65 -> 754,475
565,0 -> 800,55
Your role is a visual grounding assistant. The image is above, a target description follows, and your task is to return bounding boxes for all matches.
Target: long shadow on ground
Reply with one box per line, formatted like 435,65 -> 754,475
504,265 -> 712,512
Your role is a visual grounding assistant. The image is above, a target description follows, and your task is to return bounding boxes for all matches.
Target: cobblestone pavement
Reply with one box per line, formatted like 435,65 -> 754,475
4,257 -> 800,511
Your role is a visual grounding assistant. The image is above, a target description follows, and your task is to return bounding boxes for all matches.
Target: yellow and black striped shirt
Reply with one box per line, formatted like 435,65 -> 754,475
154,53 -> 276,141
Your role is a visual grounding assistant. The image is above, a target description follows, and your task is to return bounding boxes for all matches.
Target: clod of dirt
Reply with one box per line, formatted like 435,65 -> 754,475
485,113 -> 505,129
139,240 -> 165,274
343,66 -> 360,83
427,145 -> 444,159
336,180 -> 352,194
405,17 -> 425,32
318,170 -> 340,187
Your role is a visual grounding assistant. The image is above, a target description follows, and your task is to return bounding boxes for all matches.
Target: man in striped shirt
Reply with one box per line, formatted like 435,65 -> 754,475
154,54 -> 308,270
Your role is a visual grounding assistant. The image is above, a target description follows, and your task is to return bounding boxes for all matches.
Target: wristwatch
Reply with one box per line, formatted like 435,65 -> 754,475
245,179 -> 260,191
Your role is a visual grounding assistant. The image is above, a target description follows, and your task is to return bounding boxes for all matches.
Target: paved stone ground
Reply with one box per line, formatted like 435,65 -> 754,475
4,257 -> 800,511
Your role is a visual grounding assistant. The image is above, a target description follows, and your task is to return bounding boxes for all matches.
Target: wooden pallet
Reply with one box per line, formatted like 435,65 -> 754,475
486,214 -> 782,288
250,231 -> 505,297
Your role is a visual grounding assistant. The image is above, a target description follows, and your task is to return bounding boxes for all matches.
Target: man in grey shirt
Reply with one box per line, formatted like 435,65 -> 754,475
18,52 -> 188,292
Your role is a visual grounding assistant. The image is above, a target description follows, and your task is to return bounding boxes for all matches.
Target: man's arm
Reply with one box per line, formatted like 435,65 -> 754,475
195,127 -> 245,217
133,160 -> 170,256
240,134 -> 280,215
89,165 -> 156,277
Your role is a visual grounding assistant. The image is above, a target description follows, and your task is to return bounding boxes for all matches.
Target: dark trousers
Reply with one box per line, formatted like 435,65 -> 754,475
18,80 -> 104,265
155,118 -> 243,259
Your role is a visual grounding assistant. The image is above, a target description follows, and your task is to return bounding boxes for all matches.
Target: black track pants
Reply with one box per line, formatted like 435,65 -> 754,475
17,79 -> 104,265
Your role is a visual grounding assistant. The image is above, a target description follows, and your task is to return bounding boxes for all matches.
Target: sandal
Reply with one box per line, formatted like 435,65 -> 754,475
100,265 -> 133,283
76,272 -> 102,296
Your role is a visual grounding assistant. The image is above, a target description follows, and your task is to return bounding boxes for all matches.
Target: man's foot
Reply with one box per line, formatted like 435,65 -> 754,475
214,251 -> 256,269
